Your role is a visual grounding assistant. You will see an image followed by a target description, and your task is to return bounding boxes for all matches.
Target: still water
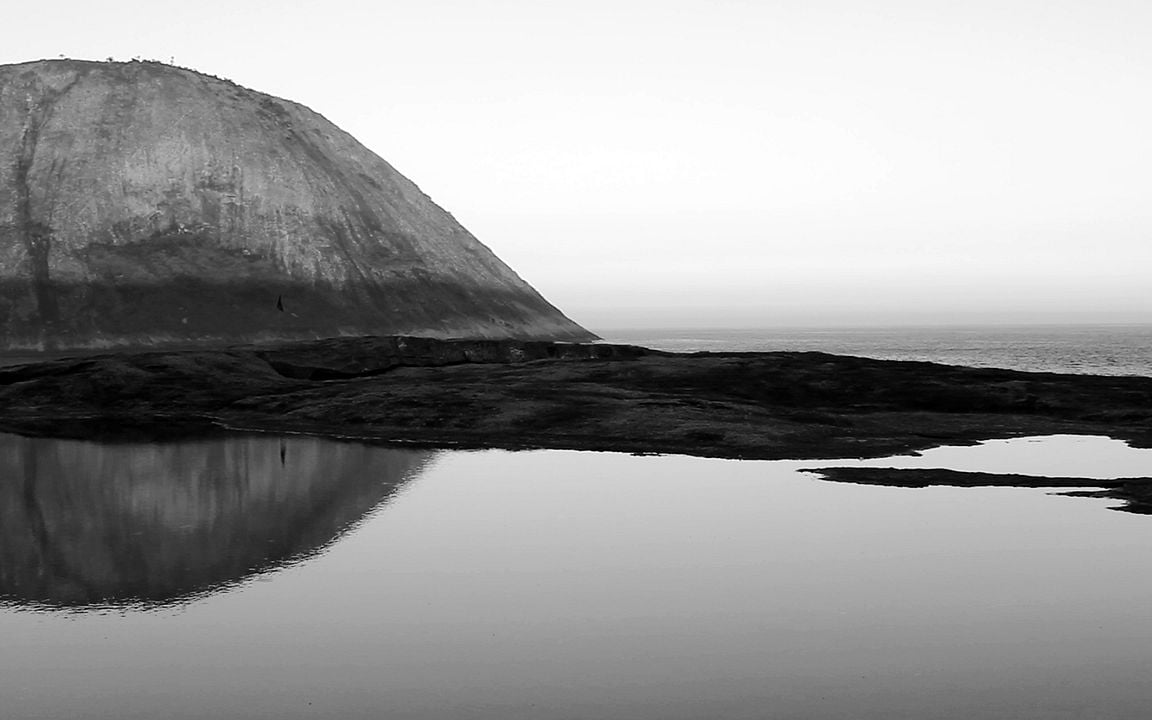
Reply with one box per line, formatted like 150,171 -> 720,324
3,433 -> 1152,719
602,324 -> 1152,376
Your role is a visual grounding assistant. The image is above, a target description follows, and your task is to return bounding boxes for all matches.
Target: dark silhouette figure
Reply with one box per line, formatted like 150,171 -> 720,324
276,295 -> 284,312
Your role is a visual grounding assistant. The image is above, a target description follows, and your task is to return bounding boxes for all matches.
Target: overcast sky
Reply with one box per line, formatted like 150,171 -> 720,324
5,1 -> 1151,329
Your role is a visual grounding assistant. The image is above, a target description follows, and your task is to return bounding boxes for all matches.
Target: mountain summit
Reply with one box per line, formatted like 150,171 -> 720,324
0,59 -> 593,350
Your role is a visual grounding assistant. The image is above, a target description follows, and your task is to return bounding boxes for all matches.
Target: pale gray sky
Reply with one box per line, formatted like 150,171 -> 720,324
6,1 -> 1151,329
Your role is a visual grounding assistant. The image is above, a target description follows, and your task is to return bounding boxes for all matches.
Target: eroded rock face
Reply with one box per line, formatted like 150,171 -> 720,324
0,59 -> 593,350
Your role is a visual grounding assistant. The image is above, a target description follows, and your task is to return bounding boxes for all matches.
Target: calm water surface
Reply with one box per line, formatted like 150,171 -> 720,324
3,433 -> 1152,719
4,323 -> 1150,375
602,324 -> 1152,376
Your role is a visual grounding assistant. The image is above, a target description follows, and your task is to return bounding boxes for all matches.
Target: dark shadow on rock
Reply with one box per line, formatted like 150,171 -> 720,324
0,433 -> 435,610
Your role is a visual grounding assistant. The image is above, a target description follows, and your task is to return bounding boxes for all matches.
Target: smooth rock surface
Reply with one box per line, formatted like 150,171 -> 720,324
0,59 -> 592,349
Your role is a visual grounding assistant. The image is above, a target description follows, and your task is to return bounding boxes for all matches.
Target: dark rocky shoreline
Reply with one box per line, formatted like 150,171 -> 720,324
2,335 -> 1151,461
805,467 -> 1152,515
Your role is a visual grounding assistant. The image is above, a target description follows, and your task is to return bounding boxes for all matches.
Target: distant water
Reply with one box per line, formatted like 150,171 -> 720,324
601,324 -> 1152,376
3,324 -> 1148,375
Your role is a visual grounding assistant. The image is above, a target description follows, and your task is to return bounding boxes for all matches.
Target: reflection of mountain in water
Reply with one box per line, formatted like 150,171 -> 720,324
0,433 -> 433,609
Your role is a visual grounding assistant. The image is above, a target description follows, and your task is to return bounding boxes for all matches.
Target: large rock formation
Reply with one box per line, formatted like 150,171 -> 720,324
0,59 -> 593,350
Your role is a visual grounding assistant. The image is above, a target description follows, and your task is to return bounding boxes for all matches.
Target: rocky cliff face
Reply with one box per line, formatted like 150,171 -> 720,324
0,59 -> 593,350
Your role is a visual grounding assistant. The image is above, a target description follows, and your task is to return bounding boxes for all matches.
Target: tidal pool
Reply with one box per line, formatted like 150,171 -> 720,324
1,433 -> 1151,719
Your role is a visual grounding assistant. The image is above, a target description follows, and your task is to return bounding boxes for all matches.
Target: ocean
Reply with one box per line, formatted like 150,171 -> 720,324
601,323 -> 1152,377
2,324 -> 1148,376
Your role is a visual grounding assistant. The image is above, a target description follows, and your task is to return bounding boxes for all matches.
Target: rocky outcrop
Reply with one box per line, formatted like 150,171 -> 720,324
0,59 -> 593,350
1,337 -> 1151,461
805,467 -> 1152,515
